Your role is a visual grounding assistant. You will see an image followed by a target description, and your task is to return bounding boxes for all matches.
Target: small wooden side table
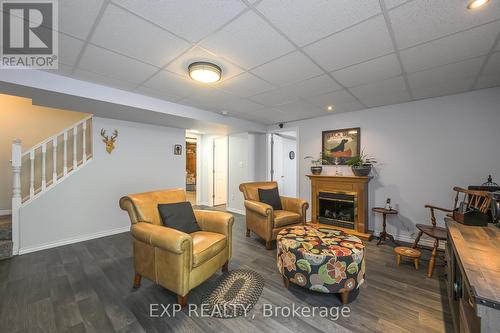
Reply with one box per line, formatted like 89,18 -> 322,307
394,246 -> 421,270
372,207 -> 398,245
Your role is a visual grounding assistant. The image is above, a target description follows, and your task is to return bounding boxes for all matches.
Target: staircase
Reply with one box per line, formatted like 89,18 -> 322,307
0,215 -> 12,260
6,115 -> 94,257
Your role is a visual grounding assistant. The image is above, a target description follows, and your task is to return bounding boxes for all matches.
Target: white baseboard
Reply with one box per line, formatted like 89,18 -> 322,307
0,209 -> 12,216
18,225 -> 130,255
226,207 -> 245,215
198,201 -> 209,207
391,232 -> 445,250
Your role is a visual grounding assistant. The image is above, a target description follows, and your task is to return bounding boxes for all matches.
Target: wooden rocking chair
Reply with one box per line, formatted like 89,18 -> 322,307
412,187 -> 491,278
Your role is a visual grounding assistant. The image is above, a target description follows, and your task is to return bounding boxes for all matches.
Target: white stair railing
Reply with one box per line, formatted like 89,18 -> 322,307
10,115 -> 93,255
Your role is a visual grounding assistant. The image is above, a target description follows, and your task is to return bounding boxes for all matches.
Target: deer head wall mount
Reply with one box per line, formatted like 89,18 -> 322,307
100,129 -> 118,154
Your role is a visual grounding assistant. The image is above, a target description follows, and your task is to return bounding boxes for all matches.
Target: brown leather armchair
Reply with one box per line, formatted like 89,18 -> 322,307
119,189 -> 234,307
239,181 -> 309,249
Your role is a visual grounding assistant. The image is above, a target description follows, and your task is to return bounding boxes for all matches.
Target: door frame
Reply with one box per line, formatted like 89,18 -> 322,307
266,127 -> 300,196
185,133 -> 201,205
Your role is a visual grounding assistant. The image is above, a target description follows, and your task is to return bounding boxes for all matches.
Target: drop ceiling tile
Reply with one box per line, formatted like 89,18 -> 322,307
219,96 -> 265,114
142,70 -> 205,99
113,0 -> 246,42
497,43 -> 500,52
59,34 -> 85,67
282,75 -> 343,98
475,74 -> 500,89
482,52 -> 500,74
78,45 -> 158,84
332,53 -> 402,88
59,0 -> 104,39
200,11 -> 295,69
303,16 -> 393,71
329,100 -> 365,114
217,73 -> 276,97
408,56 -> 485,90
274,100 -> 324,118
349,76 -> 410,107
73,68 -> 137,91
389,0 -> 500,49
134,86 -> 184,102
306,89 -> 359,109
181,89 -> 263,114
248,88 -> 297,106
44,63 -> 73,77
165,47 -> 244,83
91,5 -> 191,67
412,77 -> 475,99
256,0 -> 381,46
400,21 -> 500,74
250,51 -> 323,86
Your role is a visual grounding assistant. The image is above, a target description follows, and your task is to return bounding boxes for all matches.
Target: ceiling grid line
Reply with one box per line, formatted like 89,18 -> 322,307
471,30 -> 500,89
70,0 -> 112,75
378,0 -> 413,100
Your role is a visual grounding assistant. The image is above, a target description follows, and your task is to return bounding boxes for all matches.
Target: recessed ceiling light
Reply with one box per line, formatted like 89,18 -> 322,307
327,105 -> 334,112
221,110 -> 229,116
188,62 -> 221,83
467,0 -> 490,10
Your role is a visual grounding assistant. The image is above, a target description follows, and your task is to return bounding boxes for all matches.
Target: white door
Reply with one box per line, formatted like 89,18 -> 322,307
213,136 -> 228,206
281,136 -> 297,197
272,135 -> 284,190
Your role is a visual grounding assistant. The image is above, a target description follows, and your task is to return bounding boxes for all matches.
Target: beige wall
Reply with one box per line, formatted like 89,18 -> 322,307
0,94 -> 90,210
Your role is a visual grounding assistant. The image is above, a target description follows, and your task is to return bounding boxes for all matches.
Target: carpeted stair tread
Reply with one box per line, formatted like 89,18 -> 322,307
0,215 -> 12,241
0,240 -> 13,260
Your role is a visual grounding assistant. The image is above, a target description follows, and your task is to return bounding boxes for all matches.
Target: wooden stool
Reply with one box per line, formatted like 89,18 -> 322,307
394,246 -> 421,270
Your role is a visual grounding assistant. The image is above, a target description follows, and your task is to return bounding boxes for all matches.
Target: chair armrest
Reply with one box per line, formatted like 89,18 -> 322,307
194,210 -> 234,236
244,200 -> 273,217
280,196 -> 309,216
131,222 -> 192,255
425,204 -> 453,213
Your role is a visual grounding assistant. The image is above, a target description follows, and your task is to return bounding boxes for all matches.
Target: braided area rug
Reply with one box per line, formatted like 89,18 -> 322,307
201,270 -> 264,318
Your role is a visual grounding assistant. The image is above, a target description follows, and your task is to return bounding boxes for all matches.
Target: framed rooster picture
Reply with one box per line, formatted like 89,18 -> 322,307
322,127 -> 360,165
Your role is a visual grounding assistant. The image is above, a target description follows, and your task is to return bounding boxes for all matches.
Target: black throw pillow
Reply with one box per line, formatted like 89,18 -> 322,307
158,202 -> 201,234
258,187 -> 283,210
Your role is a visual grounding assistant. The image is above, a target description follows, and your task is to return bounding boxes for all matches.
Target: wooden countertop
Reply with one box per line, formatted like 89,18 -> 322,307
446,218 -> 500,308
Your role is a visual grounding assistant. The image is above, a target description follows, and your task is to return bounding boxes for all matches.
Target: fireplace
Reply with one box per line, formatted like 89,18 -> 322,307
307,174 -> 372,240
318,191 -> 357,229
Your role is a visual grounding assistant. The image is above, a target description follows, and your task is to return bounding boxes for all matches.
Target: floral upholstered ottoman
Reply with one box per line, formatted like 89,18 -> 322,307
276,226 -> 366,304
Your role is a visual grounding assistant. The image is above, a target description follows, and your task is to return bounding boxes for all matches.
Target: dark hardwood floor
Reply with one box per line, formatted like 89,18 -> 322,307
0,209 -> 453,333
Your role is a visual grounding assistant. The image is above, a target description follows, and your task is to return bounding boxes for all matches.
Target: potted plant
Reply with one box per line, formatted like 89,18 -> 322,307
346,150 -> 377,176
304,153 -> 328,175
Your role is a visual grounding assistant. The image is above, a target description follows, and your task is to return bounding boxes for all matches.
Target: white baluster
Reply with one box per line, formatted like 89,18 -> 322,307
29,150 -> 35,199
82,121 -> 87,162
52,138 -> 57,184
73,126 -> 77,170
63,131 -> 68,176
11,139 -> 22,255
41,143 -> 47,190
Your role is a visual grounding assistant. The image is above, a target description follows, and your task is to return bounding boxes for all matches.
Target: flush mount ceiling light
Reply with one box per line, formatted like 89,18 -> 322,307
188,62 -> 221,83
467,0 -> 490,9
327,105 -> 334,112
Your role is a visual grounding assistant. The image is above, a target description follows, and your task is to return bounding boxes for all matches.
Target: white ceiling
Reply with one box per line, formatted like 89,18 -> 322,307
46,0 -> 500,125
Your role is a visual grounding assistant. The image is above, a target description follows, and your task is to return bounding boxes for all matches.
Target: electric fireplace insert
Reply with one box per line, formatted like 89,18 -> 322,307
318,191 -> 357,229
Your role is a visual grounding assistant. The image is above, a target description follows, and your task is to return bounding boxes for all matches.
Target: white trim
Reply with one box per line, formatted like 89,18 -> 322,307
198,201 -> 210,207
18,225 -> 129,255
226,207 -> 245,215
267,127 -> 300,196
0,210 -> 12,216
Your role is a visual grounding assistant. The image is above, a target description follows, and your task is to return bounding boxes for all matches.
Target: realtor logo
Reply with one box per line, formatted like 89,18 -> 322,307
1,0 -> 58,69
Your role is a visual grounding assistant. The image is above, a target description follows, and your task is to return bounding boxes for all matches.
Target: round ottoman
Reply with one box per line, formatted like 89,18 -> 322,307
276,226 -> 366,304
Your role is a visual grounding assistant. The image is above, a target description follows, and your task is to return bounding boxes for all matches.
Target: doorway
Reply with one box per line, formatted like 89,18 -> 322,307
185,136 -> 198,205
212,136 -> 228,207
268,130 -> 298,197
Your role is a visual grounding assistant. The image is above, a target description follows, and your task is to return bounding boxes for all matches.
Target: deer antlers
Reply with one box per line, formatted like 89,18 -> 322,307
100,129 -> 118,142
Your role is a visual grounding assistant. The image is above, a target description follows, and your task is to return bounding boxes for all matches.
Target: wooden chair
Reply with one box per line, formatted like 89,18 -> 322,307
412,187 -> 491,278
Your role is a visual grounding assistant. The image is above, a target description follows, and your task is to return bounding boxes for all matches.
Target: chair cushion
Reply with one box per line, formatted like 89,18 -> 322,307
259,187 -> 283,210
274,210 -> 301,227
191,231 -> 227,267
158,202 -> 201,234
